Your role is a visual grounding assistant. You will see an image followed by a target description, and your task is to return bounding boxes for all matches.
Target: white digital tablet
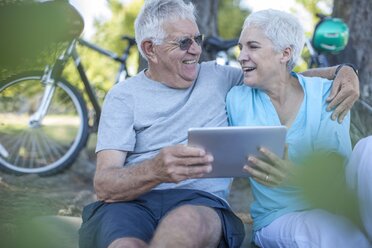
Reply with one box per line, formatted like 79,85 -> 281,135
188,126 -> 287,178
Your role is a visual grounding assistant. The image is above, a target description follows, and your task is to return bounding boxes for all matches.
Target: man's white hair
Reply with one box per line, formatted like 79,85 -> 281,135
134,0 -> 196,60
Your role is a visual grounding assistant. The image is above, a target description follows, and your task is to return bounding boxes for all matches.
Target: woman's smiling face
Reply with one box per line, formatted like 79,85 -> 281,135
238,26 -> 284,89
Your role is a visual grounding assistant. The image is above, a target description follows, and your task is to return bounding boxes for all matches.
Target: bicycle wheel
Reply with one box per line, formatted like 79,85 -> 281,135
0,71 -> 89,175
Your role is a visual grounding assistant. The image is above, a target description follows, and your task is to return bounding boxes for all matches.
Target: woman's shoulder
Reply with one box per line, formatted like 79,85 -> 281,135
228,84 -> 253,97
295,73 -> 333,98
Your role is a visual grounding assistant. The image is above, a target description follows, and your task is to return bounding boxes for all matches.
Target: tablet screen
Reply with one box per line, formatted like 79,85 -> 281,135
188,126 -> 287,178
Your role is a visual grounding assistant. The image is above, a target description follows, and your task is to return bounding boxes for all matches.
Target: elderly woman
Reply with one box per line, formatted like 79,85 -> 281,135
226,9 -> 371,247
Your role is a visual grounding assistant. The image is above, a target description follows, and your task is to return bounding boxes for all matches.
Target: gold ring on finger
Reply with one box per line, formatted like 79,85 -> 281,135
265,174 -> 270,182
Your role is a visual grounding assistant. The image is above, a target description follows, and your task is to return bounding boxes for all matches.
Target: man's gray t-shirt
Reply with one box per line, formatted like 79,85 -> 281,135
96,61 -> 243,200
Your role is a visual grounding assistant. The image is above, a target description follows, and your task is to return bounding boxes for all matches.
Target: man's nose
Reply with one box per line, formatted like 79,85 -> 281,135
187,39 -> 202,54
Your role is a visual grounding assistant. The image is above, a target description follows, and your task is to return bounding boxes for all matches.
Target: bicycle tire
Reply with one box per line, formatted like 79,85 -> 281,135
0,71 -> 89,175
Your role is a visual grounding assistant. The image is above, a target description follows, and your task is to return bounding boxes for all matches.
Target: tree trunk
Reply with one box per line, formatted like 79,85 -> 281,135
332,0 -> 372,99
188,0 -> 219,61
332,0 -> 353,23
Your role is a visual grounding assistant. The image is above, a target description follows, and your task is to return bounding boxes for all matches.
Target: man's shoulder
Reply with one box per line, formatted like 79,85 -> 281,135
108,71 -> 145,95
199,61 -> 243,88
199,61 -> 241,74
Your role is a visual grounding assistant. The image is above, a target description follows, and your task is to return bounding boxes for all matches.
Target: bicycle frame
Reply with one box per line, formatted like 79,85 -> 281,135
33,36 -> 136,132
71,41 -> 102,129
28,40 -> 77,129
0,34 -> 137,175
305,38 -> 329,68
203,36 -> 240,68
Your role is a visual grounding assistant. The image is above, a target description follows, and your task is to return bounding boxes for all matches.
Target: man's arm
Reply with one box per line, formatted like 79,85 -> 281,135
94,145 -> 213,202
301,65 -> 359,123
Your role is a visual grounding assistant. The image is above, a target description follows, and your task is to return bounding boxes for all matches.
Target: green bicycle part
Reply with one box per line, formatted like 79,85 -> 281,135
313,18 -> 349,54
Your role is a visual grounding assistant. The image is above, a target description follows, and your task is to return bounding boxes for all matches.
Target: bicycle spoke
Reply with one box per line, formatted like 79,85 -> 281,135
20,130 -> 32,169
37,128 -> 66,165
30,132 -> 43,166
29,131 -> 37,169
6,132 -> 23,164
0,73 -> 88,175
0,132 -> 15,149
29,130 -> 47,169
8,130 -> 29,167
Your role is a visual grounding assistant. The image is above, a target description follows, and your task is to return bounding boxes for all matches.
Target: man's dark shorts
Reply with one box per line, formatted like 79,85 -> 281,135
79,189 -> 245,248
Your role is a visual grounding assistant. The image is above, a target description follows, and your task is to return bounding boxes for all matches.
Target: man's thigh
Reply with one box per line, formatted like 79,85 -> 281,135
79,200 -> 158,248
151,205 -> 222,248
79,189 -> 245,248
162,189 -> 245,247
254,209 -> 370,248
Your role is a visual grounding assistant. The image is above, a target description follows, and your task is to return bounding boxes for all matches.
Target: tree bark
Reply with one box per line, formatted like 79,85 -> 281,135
332,0 -> 353,22
188,0 -> 219,61
332,0 -> 372,99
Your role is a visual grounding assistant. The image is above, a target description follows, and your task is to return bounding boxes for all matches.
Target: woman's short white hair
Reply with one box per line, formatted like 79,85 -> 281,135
134,0 -> 196,60
243,9 -> 305,70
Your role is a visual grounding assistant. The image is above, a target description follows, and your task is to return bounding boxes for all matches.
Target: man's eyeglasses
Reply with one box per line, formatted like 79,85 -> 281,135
169,34 -> 204,51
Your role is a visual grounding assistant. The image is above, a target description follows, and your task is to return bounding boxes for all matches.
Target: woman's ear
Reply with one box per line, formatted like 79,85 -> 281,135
141,40 -> 157,63
280,47 -> 292,64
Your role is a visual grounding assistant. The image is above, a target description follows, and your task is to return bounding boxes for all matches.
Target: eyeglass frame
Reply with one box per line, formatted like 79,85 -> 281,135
153,34 -> 204,51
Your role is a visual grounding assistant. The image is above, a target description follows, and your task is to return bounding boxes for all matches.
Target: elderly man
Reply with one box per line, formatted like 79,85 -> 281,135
79,1 -> 359,247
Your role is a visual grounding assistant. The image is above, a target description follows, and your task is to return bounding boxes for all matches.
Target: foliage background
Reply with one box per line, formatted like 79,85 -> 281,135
1,0 -> 370,140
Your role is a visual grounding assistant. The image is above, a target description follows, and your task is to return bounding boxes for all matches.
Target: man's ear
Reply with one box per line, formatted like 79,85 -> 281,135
141,40 -> 157,63
280,47 -> 292,64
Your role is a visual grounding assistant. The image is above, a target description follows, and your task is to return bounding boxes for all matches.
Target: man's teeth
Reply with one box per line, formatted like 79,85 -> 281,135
183,60 -> 196,64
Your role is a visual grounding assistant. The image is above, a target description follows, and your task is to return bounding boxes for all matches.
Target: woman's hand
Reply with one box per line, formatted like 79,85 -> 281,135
243,146 -> 294,187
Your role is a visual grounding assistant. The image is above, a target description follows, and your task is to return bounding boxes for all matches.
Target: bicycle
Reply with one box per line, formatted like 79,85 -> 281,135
0,34 -> 237,176
0,35 -> 137,175
203,36 -> 240,67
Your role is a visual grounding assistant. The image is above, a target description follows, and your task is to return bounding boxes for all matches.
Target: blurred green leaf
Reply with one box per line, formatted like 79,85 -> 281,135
293,152 -> 361,226
0,0 -> 84,80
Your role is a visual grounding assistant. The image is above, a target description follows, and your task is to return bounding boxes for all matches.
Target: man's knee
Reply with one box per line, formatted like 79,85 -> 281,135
163,205 -> 221,232
154,204 -> 222,247
108,237 -> 147,248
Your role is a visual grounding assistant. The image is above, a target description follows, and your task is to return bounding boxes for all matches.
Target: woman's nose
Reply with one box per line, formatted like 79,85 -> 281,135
238,49 -> 249,63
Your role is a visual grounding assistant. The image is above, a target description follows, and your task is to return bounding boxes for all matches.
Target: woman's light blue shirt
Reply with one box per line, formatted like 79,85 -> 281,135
226,73 -> 352,231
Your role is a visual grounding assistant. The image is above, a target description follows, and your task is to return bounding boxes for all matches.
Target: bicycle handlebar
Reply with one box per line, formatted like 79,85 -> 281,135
203,36 -> 238,52
316,13 -> 327,20
121,35 -> 136,46
78,38 -> 121,61
78,37 -> 137,65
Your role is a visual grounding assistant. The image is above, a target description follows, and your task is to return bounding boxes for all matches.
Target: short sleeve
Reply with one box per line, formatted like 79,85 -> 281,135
313,80 -> 352,159
95,86 -> 135,153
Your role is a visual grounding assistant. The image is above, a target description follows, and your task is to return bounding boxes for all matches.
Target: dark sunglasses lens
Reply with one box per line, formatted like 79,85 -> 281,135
179,38 -> 193,50
178,35 -> 203,50
194,35 -> 203,45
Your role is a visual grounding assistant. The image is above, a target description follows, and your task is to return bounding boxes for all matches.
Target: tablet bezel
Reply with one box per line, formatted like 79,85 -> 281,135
187,126 -> 287,178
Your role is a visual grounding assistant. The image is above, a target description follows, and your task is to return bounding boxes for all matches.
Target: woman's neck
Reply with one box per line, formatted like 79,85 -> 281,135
264,73 -> 304,128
